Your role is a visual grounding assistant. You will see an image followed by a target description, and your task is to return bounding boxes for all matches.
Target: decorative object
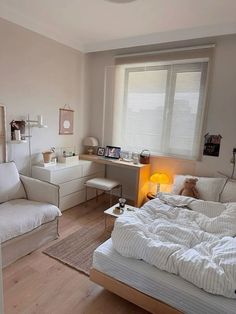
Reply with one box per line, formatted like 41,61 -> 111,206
104,145 -> 121,159
42,151 -> 53,163
10,120 -> 26,140
97,147 -> 105,156
58,155 -> 78,164
83,136 -> 98,154
140,149 -> 150,164
203,133 -> 222,157
179,177 -> 199,199
59,106 -> 74,135
43,219 -> 110,275
150,172 -> 169,196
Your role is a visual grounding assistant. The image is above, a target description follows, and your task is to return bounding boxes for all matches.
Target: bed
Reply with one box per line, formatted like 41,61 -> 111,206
90,175 -> 236,313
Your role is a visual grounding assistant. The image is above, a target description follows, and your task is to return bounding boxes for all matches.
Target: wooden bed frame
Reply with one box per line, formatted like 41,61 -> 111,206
90,268 -> 182,314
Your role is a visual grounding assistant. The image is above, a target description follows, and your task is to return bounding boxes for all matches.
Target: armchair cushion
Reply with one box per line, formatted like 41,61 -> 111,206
0,199 -> 61,243
20,175 -> 59,207
0,162 -> 26,203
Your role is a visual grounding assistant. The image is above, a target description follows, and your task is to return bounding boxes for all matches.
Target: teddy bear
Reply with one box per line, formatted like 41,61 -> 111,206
179,178 -> 199,199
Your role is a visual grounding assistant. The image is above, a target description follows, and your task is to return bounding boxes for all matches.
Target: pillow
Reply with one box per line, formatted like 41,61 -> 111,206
0,162 -> 26,203
220,179 -> 236,203
172,174 -> 226,202
189,200 -> 226,218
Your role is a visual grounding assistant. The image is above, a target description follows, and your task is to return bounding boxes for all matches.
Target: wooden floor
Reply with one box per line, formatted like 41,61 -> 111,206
3,197 -> 149,314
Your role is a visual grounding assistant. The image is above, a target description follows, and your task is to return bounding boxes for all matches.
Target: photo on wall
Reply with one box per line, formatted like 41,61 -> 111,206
203,133 -> 222,157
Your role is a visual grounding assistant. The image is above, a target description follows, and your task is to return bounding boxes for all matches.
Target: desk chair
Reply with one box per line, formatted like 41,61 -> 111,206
85,177 -> 122,206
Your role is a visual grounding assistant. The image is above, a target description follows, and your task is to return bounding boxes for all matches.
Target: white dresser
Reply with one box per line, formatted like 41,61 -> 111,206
32,161 -> 105,211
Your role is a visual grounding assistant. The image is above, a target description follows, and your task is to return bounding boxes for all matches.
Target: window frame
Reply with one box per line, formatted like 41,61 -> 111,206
116,60 -> 209,160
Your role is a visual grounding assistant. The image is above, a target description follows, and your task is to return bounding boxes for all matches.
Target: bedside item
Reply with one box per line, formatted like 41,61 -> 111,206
118,197 -> 126,209
105,145 -> 121,159
147,192 -> 156,200
83,137 -> 99,154
150,172 -> 169,196
179,177 -> 199,199
113,206 -> 124,215
139,150 -> 150,164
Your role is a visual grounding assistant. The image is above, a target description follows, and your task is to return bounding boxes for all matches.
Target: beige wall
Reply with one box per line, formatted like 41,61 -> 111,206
0,17 -> 89,174
87,35 -> 236,199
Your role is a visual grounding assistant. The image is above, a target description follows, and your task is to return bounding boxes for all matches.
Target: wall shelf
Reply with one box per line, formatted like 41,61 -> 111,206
9,140 -> 27,144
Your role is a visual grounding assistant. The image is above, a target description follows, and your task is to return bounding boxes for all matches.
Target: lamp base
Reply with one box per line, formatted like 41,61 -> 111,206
155,183 -> 160,197
87,147 -> 93,155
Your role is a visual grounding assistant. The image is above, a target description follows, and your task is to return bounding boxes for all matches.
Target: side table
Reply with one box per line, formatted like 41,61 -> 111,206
104,203 -> 137,230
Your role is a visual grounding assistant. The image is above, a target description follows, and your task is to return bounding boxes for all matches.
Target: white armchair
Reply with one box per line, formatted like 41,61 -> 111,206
0,162 -> 61,267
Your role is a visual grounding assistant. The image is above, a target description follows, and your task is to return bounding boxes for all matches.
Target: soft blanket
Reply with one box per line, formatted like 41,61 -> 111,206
111,194 -> 236,298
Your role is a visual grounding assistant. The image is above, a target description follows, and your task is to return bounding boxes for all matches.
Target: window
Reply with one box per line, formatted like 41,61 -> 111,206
109,59 -> 209,160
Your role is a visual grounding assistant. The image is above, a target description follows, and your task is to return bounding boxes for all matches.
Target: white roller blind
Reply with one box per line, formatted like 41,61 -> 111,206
104,58 -> 209,160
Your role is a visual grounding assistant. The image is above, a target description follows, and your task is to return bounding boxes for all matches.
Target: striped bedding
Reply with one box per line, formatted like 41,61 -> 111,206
111,194 -> 236,298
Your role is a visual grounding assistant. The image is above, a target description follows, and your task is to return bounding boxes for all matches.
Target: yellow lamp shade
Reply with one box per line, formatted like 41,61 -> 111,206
150,172 -> 169,184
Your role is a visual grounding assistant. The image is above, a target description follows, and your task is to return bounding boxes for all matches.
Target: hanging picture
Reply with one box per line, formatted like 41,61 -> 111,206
59,107 -> 74,135
203,133 -> 222,157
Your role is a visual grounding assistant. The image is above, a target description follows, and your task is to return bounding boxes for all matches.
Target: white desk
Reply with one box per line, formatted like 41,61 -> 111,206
80,154 -> 150,207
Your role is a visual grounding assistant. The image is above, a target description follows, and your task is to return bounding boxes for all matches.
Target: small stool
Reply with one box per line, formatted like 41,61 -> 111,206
85,177 -> 122,206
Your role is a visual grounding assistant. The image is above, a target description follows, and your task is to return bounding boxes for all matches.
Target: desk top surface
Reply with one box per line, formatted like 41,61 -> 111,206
80,154 -> 150,169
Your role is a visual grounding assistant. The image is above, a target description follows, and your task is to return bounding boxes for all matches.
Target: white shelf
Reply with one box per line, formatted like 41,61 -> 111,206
9,140 -> 27,144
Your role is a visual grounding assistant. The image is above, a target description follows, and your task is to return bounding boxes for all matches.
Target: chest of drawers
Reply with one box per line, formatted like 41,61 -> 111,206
32,161 -> 105,211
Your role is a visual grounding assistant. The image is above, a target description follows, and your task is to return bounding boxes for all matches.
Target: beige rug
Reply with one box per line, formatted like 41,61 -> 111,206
43,219 -> 110,276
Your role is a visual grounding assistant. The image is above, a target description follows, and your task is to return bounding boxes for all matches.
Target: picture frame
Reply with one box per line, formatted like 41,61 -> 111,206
97,147 -> 105,156
59,108 -> 74,135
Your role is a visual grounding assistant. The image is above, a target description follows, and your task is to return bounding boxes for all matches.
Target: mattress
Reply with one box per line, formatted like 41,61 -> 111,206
92,239 -> 236,314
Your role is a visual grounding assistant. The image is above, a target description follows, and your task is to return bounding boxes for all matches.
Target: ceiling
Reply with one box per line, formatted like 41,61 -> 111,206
0,0 -> 236,52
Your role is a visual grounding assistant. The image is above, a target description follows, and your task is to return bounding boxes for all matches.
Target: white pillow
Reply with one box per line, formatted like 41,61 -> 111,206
220,179 -> 236,203
172,174 -> 226,202
0,162 -> 26,203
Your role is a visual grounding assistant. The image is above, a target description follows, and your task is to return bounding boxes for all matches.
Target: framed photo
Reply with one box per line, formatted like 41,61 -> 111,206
59,108 -> 74,135
97,147 -> 105,156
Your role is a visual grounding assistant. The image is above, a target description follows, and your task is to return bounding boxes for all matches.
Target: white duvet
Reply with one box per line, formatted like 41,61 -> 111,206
111,194 -> 236,298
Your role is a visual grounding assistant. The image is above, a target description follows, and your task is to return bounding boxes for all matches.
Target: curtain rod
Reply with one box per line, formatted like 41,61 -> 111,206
115,44 -> 216,59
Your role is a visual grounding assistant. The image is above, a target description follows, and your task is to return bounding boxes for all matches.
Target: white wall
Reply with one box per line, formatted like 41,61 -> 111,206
87,35 -> 236,198
0,17 -> 89,174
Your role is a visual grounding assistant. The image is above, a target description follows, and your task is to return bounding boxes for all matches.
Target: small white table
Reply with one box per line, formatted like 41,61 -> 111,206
104,203 -> 137,230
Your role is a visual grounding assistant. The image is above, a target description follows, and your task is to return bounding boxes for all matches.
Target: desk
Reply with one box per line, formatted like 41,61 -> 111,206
80,154 -> 150,207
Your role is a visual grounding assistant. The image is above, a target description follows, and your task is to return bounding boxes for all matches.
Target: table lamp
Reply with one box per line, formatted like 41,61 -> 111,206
150,172 -> 169,196
83,137 -> 99,154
